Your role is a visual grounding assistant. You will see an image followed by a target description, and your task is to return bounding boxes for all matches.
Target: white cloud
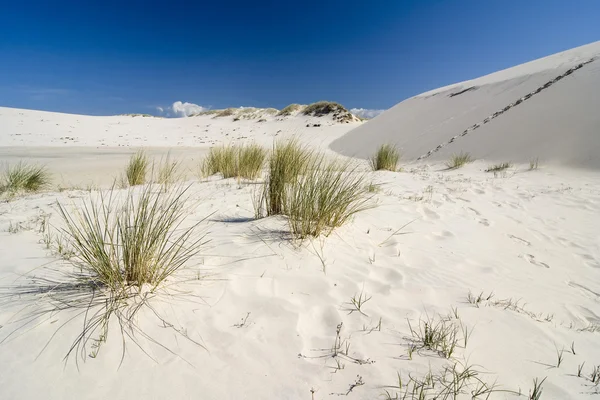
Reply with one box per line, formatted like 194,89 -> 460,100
156,106 -> 164,113
171,101 -> 207,117
350,108 -> 385,119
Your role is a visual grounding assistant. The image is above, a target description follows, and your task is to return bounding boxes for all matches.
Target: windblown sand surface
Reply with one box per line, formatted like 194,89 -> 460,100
1,161 -> 600,399
2,43 -> 600,399
331,41 -> 600,168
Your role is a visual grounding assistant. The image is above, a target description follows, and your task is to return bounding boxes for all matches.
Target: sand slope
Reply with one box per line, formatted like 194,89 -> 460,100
330,41 -> 600,168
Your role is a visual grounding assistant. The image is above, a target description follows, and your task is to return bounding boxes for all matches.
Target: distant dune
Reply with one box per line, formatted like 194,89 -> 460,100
189,101 -> 361,123
331,41 -> 600,168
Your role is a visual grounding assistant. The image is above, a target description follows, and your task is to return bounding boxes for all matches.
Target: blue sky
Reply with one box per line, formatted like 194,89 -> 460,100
0,0 -> 598,117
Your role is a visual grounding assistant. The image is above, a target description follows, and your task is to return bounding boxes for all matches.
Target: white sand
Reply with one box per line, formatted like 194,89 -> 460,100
2,48 -> 600,398
331,41 -> 600,168
0,106 -> 355,149
0,106 -> 357,187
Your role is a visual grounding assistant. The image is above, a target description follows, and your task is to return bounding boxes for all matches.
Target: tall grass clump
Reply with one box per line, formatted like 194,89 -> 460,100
255,139 -> 313,217
285,157 -> 372,238
17,184 -> 209,361
1,162 -> 51,194
237,144 -> 267,179
125,150 -> 149,186
370,144 -> 400,171
200,144 -> 266,179
446,152 -> 474,169
57,184 -> 205,291
200,145 -> 238,178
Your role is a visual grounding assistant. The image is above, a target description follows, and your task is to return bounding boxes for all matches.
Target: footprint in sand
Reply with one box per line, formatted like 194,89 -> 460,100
467,207 -> 481,216
520,253 -> 550,268
297,305 -> 343,339
467,207 -> 490,226
442,194 -> 455,203
431,230 -> 455,240
508,234 -> 531,246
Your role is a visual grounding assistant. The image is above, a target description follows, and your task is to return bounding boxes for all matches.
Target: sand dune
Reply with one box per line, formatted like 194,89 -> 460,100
331,41 -> 600,168
0,105 -> 358,149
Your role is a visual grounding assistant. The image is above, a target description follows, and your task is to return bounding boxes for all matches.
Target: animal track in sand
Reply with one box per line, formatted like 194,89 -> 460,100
520,253 -> 550,268
508,234 -> 531,246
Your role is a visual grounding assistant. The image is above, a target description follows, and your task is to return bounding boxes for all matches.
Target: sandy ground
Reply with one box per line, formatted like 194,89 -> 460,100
0,146 -> 208,187
331,41 -> 600,168
1,160 -> 600,399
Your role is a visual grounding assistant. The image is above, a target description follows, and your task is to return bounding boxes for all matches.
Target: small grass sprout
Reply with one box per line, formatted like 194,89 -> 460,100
485,162 -> 512,172
156,153 -> 182,189
578,362 -> 585,378
407,313 -> 466,359
529,377 -> 546,400
529,157 -> 539,171
346,289 -> 372,316
446,152 -> 474,169
555,347 -> 564,368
